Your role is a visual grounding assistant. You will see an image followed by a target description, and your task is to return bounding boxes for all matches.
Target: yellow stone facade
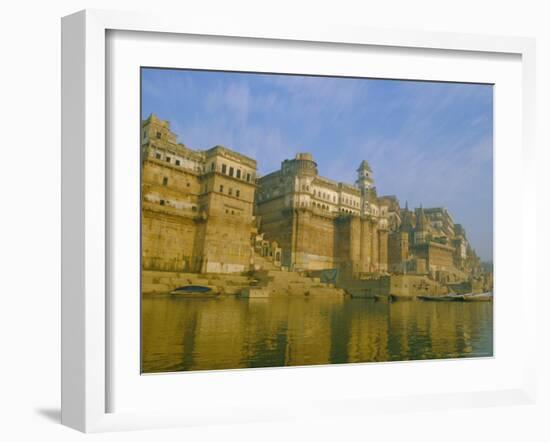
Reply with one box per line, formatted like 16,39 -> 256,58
141,114 -> 257,273
255,154 -> 389,277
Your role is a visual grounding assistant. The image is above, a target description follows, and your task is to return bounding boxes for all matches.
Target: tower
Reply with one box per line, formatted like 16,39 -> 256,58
414,206 -> 430,244
356,160 -> 374,192
356,160 -> 377,215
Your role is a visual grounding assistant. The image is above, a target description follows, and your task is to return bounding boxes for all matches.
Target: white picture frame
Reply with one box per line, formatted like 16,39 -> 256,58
61,9 -> 537,433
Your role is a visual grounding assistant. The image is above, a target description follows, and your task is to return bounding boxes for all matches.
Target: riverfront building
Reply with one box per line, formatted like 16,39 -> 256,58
141,114 -> 482,283
385,203 -> 481,282
255,154 -> 389,277
141,114 -> 257,273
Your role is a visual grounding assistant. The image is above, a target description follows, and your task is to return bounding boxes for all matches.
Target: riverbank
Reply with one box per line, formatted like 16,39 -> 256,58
142,269 -> 491,301
142,269 -> 346,297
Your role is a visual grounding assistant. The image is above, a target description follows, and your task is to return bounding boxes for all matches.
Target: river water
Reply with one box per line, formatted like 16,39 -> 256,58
142,296 -> 493,373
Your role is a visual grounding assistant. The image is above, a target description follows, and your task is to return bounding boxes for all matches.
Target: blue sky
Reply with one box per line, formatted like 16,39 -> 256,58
141,68 -> 493,261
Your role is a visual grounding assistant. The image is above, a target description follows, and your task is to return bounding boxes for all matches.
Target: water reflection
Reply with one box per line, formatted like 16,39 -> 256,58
141,296 -> 493,373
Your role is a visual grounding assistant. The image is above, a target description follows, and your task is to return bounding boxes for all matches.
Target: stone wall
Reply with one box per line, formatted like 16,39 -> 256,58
257,204 -> 389,277
254,198 -> 294,267
142,203 -> 199,272
141,161 -> 202,272
378,229 -> 388,272
388,231 -> 409,272
413,242 -> 455,273
294,210 -> 336,270
338,274 -> 447,297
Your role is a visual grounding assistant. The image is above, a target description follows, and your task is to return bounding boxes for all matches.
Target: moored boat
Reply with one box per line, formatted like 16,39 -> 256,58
418,292 -> 493,302
389,294 -> 416,302
170,285 -> 220,298
417,294 -> 462,302
461,292 -> 493,302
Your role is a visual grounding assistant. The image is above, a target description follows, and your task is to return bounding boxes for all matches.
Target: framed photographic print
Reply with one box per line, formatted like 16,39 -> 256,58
61,9 -> 537,432
139,68 -> 494,374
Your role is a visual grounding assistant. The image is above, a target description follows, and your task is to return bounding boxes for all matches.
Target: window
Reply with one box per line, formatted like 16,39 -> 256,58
186,182 -> 190,187
156,131 -> 161,139
155,153 -> 161,160
219,185 -> 224,193
222,164 -> 227,174
211,162 -> 215,171
175,159 -> 181,166
228,188 -> 233,196
159,199 -> 165,206
246,173 -> 251,182
191,206 -> 197,212
236,169 -> 241,179
236,190 -> 240,198
229,167 -> 234,177
166,157 -> 171,163
162,177 -> 168,186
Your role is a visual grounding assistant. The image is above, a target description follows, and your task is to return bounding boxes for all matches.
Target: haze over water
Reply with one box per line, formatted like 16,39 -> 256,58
142,296 -> 493,373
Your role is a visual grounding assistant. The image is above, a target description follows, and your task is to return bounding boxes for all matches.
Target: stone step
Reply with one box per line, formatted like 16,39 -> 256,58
305,287 -> 346,297
256,263 -> 278,271
220,285 -> 246,295
142,283 -> 171,294
207,274 -> 250,284
264,285 -> 308,296
239,287 -> 271,298
253,253 -> 280,271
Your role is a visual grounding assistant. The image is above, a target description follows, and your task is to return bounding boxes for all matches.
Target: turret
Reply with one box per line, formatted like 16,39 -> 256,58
281,152 -> 318,177
414,206 -> 430,244
356,160 -> 374,192
356,160 -> 378,212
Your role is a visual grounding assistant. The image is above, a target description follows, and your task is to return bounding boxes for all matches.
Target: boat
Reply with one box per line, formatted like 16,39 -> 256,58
389,294 -> 415,302
417,294 -> 462,302
418,292 -> 493,302
170,285 -> 220,298
461,292 -> 493,302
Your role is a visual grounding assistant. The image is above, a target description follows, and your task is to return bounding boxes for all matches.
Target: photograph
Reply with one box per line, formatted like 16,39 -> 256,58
140,67 -> 494,374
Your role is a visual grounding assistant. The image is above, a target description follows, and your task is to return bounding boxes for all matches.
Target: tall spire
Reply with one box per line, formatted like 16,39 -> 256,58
415,206 -> 428,232
401,209 -> 414,231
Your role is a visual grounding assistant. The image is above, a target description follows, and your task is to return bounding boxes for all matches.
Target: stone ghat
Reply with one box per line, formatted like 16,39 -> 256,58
142,270 -> 250,295
249,269 -> 345,297
142,269 -> 345,297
